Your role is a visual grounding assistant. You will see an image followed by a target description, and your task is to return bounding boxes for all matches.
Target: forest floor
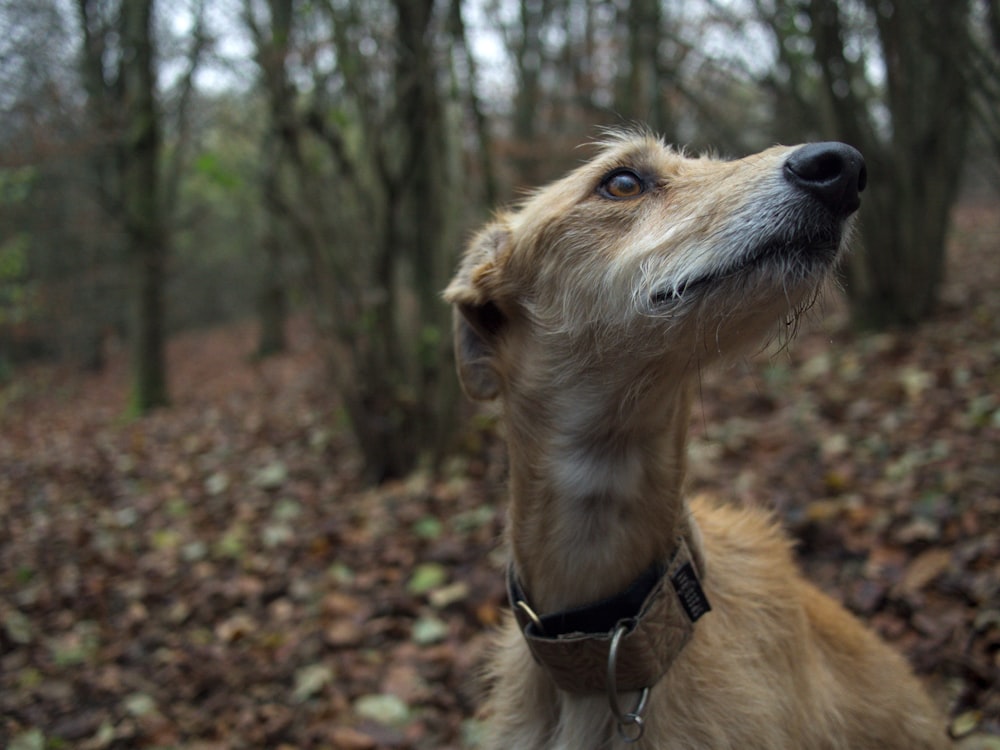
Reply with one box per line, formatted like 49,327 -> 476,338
1,203 -> 999,749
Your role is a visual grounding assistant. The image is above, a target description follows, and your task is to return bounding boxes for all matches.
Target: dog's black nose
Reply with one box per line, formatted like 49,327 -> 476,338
784,142 -> 867,216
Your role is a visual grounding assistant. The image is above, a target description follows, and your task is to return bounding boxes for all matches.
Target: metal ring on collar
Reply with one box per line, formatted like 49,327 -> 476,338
514,600 -> 545,634
607,621 -> 650,744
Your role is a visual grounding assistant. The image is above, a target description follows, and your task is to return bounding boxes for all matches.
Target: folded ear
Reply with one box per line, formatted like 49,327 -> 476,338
444,224 -> 512,401
451,301 -> 504,400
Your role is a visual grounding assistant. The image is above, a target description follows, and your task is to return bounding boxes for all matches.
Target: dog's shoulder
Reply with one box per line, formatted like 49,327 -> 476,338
688,493 -> 808,630
689,493 -> 795,570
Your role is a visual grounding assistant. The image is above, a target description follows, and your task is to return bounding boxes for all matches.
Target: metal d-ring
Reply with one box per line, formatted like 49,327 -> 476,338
607,621 -> 650,744
515,600 -> 545,634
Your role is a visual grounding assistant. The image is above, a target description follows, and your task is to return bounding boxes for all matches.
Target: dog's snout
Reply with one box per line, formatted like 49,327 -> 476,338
784,142 -> 867,216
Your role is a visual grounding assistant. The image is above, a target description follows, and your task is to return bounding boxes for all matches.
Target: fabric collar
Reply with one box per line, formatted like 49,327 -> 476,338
507,531 -> 710,694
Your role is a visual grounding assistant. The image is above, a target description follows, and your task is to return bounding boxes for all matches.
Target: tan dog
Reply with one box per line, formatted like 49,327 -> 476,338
445,132 -> 949,749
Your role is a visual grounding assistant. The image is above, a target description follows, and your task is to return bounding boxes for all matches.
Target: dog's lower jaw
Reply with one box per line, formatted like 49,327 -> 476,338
649,242 -> 839,309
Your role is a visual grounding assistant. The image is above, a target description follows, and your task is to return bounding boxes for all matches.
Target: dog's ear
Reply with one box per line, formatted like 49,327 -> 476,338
451,301 -> 505,400
444,223 -> 512,401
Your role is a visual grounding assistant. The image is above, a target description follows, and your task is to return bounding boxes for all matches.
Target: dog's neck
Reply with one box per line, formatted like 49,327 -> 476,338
502,366 -> 694,615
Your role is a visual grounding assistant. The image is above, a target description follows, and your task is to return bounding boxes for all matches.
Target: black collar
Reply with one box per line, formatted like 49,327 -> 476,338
508,558 -> 667,638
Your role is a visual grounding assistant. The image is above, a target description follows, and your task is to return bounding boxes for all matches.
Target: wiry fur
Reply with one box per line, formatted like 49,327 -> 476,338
445,133 -> 949,749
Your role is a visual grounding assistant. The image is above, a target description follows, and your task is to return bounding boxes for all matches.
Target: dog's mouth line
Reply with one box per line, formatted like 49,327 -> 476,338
650,235 -> 840,306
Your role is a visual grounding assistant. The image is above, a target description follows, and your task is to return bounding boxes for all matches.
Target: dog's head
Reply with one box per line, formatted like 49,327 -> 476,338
445,132 -> 866,401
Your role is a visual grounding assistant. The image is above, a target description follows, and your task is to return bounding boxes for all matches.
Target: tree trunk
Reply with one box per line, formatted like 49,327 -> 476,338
449,0 -> 499,206
847,0 -> 971,327
244,0 -> 464,483
256,237 -> 287,358
252,0 -> 294,358
386,0 -> 457,479
512,0 -> 549,186
619,0 -> 669,132
333,0 -> 460,483
847,147 -> 960,328
76,0 -> 124,374
120,0 -> 168,411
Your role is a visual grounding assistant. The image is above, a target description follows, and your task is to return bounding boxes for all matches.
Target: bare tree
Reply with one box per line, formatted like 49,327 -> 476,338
448,0 -> 499,205
74,0 -> 211,409
0,0 -> 96,369
119,0 -> 169,410
245,0 -> 294,357
618,0 -> 671,134
244,0 -> 469,482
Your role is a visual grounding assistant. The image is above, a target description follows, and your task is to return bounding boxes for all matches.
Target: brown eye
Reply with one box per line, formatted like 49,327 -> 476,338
600,169 -> 645,199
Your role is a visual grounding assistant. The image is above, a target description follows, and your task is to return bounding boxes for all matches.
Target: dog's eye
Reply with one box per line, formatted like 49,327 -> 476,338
599,169 -> 645,199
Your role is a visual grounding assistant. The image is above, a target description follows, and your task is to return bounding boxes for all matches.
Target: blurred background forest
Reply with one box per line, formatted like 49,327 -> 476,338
3,0 -> 999,480
1,0 -> 999,748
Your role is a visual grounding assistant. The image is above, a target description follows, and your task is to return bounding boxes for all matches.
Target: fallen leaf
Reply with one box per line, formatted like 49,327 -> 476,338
253,461 -> 288,489
894,517 -> 941,545
476,601 -> 501,627
950,710 -> 982,738
292,664 -> 334,703
412,516 -> 444,540
896,548 -> 952,596
330,727 -> 377,749
325,620 -> 364,647
411,615 -> 449,645
204,471 -> 230,495
407,562 -> 448,595
215,613 -> 255,643
354,693 -> 410,726
8,729 -> 45,750
3,608 -> 33,644
123,692 -> 157,717
428,581 -> 469,608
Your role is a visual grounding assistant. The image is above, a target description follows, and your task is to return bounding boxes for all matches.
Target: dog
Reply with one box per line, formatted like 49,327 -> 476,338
444,131 -> 950,749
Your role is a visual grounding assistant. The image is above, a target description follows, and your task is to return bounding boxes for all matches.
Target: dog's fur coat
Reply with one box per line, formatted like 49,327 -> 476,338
445,132 -> 949,749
